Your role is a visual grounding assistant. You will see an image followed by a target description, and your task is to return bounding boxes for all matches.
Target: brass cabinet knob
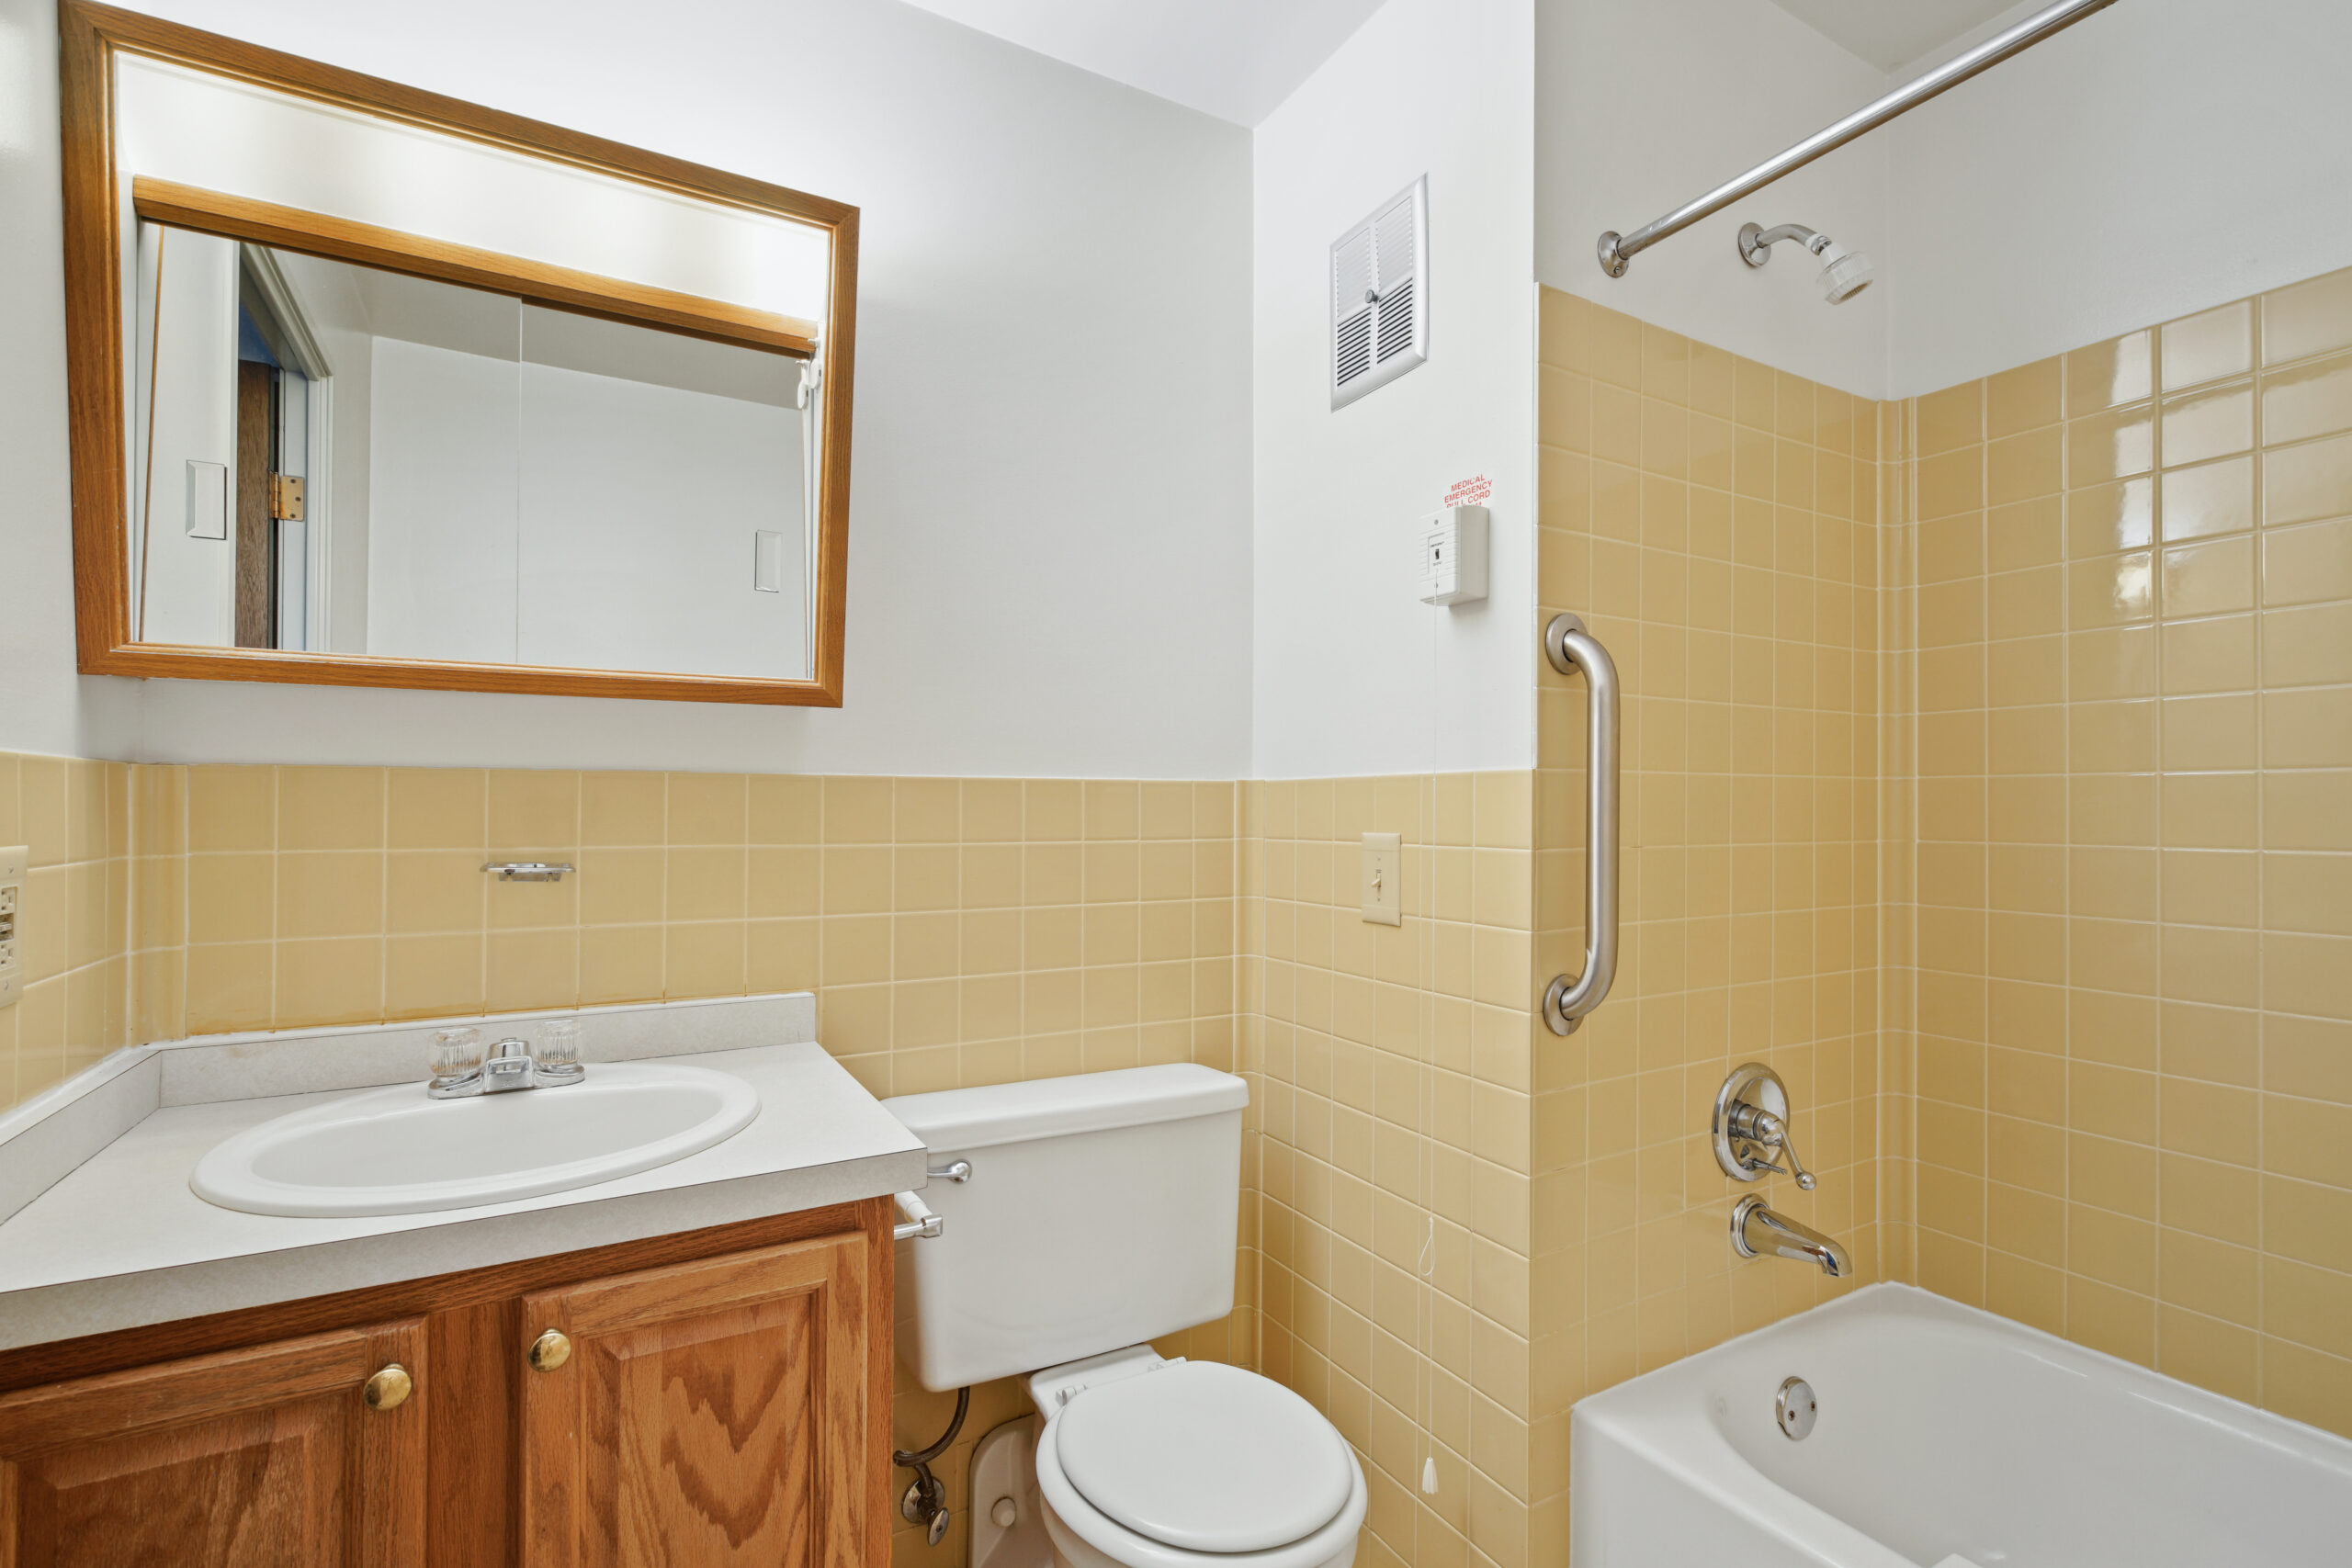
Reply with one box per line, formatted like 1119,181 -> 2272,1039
528,1329 -> 572,1372
363,1363 -> 413,1411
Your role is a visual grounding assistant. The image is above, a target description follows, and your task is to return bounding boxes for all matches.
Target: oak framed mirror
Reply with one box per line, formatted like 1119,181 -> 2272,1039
58,1 -> 857,705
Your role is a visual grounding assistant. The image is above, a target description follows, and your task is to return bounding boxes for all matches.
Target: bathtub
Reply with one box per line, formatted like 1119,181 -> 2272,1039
1571,1282 -> 2352,1568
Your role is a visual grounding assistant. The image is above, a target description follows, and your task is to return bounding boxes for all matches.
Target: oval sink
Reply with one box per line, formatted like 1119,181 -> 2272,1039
191,1062 -> 761,1217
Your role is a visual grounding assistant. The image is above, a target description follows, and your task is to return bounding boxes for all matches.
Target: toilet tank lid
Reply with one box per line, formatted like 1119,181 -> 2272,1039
884,1064 -> 1248,1153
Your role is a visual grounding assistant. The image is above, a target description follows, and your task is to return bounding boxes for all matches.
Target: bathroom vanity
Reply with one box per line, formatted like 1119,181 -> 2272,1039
0,998 -> 922,1567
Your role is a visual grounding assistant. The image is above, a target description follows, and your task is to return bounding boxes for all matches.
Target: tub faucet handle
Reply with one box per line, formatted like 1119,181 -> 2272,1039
1712,1064 -> 1817,1190
1748,1107 -> 1815,1191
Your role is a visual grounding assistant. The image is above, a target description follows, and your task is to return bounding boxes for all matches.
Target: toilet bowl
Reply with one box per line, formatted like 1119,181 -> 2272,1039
1026,1350 -> 1366,1568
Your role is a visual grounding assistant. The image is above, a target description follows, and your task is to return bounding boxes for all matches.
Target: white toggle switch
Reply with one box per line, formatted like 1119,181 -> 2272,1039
1418,504 -> 1487,605
0,845 -> 24,1009
1361,832 -> 1401,926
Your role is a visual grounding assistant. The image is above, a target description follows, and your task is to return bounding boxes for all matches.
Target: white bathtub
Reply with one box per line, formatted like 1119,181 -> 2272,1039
1571,1282 -> 2352,1568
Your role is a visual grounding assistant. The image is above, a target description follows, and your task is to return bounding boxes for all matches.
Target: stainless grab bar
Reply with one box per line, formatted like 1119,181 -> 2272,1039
1594,0 -> 2120,277
1542,614 -> 1620,1035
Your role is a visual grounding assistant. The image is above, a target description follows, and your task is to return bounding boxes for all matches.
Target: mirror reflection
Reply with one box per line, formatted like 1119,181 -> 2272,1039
130,226 -> 813,681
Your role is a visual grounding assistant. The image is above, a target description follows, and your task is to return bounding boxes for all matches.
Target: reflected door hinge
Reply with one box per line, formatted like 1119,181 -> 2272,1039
270,473 -> 306,521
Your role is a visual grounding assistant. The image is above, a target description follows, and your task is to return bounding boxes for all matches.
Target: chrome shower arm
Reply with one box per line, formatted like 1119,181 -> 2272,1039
1595,0 -> 2120,277
1739,223 -> 1825,263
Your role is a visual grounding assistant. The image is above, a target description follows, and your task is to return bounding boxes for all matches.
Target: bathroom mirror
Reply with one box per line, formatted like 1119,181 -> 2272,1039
59,1 -> 858,705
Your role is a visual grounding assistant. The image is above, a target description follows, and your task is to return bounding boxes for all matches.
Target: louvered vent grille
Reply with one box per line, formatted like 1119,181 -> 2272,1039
1330,176 -> 1429,410
1336,311 -> 1374,388
1375,278 -> 1416,364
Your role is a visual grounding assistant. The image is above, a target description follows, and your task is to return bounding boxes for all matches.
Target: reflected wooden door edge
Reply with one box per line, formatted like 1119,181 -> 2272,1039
56,0 -> 858,709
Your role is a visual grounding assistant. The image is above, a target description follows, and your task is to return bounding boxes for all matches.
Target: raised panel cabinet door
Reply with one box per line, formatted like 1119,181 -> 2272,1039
519,1231 -> 878,1568
0,1318 -> 427,1568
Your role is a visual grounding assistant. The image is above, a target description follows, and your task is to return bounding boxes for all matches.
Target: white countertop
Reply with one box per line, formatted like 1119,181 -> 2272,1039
0,1040 -> 926,1350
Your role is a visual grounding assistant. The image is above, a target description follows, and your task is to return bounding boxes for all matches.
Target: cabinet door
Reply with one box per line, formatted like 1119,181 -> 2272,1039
519,1231 -> 879,1568
0,1318 -> 426,1568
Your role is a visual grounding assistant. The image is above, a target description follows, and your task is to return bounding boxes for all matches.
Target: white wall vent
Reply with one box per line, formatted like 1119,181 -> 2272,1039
1330,176 -> 1429,410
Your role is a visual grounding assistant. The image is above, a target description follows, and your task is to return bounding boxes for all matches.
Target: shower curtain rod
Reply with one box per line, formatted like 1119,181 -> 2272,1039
1595,0 -> 2121,277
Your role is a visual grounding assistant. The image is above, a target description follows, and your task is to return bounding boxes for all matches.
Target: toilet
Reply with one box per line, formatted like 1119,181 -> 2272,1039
884,1065 -> 1367,1568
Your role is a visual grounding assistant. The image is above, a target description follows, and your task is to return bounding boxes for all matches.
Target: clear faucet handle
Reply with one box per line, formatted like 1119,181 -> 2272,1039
536,1018 -> 584,1084
1754,1109 -> 1815,1191
430,1026 -> 482,1083
537,1019 -> 581,1070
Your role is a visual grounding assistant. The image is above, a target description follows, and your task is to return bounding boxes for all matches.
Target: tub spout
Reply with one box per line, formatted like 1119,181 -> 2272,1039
1732,1196 -> 1850,1277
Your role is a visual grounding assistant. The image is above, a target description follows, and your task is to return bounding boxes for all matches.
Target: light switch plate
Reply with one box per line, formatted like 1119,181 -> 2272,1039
186,460 -> 228,539
0,844 -> 22,1009
1361,832 -> 1401,926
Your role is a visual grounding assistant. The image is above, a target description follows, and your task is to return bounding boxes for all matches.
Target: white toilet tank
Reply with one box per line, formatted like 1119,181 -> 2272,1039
883,1064 -> 1250,1392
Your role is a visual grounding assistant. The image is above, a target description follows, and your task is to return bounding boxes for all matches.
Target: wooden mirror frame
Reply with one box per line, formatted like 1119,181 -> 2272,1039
58,0 -> 858,705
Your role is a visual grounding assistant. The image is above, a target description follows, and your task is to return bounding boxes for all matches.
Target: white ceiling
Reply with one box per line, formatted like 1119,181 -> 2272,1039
895,1 -> 2025,128
897,0 -> 1390,127
1765,0 -> 2029,71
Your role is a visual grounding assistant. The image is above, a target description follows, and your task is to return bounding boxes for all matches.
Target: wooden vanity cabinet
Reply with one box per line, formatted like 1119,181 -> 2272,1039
0,1318 -> 428,1568
0,1198 -> 893,1568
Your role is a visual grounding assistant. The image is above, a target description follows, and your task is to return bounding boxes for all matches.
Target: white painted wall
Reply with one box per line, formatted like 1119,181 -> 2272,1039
1252,0 -> 1537,779
0,0 -> 137,759
515,363 -> 807,680
1535,0 -> 1891,400
2,0 -> 1252,777
1884,0 -> 2352,396
134,226 -> 239,647
1535,0 -> 2352,402
365,335 -> 809,678
366,338 -> 521,665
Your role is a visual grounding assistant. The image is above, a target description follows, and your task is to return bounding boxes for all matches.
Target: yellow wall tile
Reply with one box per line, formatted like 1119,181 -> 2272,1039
388,769 -> 485,851
2263,269 -> 2352,367
2163,300 -> 2254,392
580,772 -> 666,846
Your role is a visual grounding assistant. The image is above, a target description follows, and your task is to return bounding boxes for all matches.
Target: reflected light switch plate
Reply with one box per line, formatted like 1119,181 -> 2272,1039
752,530 -> 786,592
186,460 -> 228,539
1361,832 -> 1401,926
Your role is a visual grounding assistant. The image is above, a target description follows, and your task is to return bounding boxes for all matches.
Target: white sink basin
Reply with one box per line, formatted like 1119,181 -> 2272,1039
190,1062 -> 761,1217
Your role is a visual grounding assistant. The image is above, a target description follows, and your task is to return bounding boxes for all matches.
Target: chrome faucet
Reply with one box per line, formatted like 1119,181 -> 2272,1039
1713,1063 -> 1851,1276
1733,1196 -> 1851,1277
428,1036 -> 584,1099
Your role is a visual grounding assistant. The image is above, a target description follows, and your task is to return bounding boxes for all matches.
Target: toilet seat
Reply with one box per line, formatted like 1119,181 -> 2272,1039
1057,1362 -> 1354,1551
1035,1363 -> 1368,1568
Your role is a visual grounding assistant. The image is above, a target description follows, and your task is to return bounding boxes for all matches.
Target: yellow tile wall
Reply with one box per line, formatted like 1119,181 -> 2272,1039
0,752 -> 132,1108
1532,288 -> 1891,1530
1245,771 -> 1538,1568
1898,264 -> 2352,1438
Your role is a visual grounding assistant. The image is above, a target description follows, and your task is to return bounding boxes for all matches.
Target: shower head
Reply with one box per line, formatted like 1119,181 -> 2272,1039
1738,222 -> 1874,304
1816,240 -> 1873,302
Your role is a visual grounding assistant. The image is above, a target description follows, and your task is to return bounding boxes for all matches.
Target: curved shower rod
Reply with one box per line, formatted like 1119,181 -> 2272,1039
1596,0 -> 2122,278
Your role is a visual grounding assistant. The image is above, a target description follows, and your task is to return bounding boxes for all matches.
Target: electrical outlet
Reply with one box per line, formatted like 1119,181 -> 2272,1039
1361,832 -> 1401,926
0,845 -> 23,1009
